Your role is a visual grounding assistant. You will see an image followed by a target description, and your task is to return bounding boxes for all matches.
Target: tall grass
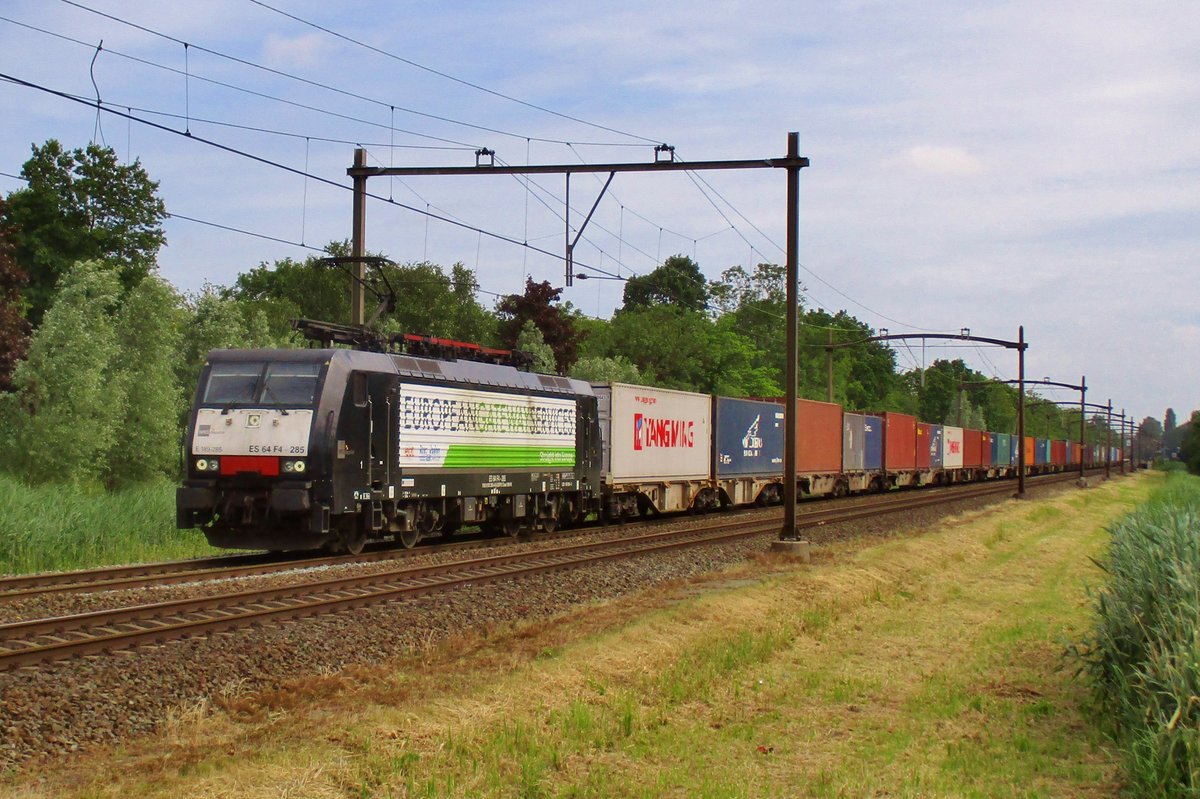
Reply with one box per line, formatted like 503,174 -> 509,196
0,472 -> 212,575
1074,472 -> 1200,797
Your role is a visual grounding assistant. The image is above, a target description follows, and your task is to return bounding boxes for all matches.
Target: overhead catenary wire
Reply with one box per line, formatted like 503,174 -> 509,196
55,1 -> 649,149
8,9 -> 901,330
13,7 -> 935,339
244,0 -> 661,146
0,13 -> 485,150
0,71 -> 624,284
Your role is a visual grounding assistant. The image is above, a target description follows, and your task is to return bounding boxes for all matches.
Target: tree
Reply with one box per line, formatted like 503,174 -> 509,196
496,278 -> 577,372
3,140 -> 167,325
622,255 -> 708,313
178,285 -> 275,403
1,261 -> 123,485
377,261 -> 496,344
1165,408 -> 1177,433
569,355 -> 644,385
0,197 -> 31,391
1136,416 -> 1163,459
107,276 -> 186,485
515,320 -> 556,374
229,247 -> 352,335
1179,411 -> 1200,474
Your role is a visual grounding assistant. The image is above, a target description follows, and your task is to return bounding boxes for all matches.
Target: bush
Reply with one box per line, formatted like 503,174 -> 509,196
0,473 -> 210,574
1073,472 -> 1200,796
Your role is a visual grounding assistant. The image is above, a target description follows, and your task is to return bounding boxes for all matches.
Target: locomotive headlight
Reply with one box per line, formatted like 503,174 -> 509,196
195,458 -> 218,472
293,459 -> 306,473
282,459 -> 306,474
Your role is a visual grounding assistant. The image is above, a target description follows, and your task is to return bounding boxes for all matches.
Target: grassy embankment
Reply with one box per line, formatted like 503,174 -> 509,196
4,474 -> 1149,798
0,473 -> 210,575
1074,470 -> 1200,797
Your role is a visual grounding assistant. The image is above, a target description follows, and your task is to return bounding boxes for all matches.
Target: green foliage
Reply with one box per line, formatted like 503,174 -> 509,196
2,260 -> 123,486
1180,412 -> 1200,475
108,276 -> 186,486
3,140 -> 167,325
1138,416 -> 1164,459
0,196 -> 31,391
0,473 -> 207,574
515,320 -> 557,374
496,278 -> 577,372
376,261 -> 496,344
177,284 -> 276,403
1072,473 -> 1200,797
595,306 -> 778,396
621,254 -> 708,312
569,355 -> 644,385
229,248 -> 351,335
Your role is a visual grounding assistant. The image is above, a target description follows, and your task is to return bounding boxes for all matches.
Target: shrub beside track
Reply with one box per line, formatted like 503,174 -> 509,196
1074,471 -> 1200,797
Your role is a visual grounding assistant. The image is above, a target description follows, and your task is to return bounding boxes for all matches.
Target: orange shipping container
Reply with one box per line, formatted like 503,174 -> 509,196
963,428 -> 983,468
1024,436 -> 1035,465
796,398 -> 843,472
881,412 -> 917,470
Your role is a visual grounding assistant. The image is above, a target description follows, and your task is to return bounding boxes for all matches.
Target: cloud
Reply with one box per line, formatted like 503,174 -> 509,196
902,145 -> 985,177
260,33 -> 329,70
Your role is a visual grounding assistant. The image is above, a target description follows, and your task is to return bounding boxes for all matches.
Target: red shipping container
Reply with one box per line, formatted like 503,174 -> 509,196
1051,440 -> 1066,466
796,398 -> 843,472
963,428 -> 983,468
880,412 -> 917,470
981,432 -> 994,467
915,422 -> 932,469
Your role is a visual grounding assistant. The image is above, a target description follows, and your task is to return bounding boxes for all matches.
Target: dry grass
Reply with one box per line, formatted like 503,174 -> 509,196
1,475 -> 1150,798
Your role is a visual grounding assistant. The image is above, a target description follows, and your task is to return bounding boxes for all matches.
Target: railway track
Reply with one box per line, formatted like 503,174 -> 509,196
0,473 -> 1047,602
0,470 -> 1092,671
0,470 -> 1096,603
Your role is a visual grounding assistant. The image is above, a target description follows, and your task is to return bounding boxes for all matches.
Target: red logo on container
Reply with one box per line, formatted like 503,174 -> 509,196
949,441 -> 961,454
633,413 -> 694,450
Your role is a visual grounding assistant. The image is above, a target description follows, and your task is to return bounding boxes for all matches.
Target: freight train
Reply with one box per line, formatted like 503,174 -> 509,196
176,343 -> 1122,554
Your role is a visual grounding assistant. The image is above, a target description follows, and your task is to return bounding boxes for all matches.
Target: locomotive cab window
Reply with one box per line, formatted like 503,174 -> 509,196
202,363 -> 262,404
202,361 -> 322,406
262,362 -> 322,405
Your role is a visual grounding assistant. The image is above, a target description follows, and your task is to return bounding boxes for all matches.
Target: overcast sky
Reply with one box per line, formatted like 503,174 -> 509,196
1,1 -> 1196,423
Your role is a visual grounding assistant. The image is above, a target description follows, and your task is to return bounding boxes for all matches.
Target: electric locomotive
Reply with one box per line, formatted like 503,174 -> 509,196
177,342 -> 603,554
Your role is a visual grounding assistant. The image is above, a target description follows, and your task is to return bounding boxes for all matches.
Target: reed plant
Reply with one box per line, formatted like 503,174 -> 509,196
0,472 -> 211,575
1074,472 -> 1200,797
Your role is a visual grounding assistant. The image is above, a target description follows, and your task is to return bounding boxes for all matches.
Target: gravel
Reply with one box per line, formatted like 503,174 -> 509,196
0,480 -> 1071,770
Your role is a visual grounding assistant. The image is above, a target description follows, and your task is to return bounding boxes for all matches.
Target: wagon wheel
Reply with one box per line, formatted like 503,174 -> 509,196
333,517 -> 367,556
396,526 -> 419,550
540,515 -> 557,534
502,519 -> 521,538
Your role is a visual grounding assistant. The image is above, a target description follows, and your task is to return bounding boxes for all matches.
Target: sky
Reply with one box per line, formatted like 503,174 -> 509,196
0,0 -> 1196,425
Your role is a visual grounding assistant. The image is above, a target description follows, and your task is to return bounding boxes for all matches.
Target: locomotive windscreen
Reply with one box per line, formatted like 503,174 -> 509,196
202,361 -> 322,406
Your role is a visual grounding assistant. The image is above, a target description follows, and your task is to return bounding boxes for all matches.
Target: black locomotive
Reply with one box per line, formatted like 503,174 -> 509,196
177,345 -> 603,554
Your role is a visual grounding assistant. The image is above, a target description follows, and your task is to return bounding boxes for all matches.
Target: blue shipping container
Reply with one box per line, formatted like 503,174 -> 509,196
1011,435 -> 1020,465
929,424 -> 944,469
864,415 -> 883,471
994,433 -> 1012,466
843,413 -> 866,471
714,397 -> 785,477
1036,438 -> 1050,465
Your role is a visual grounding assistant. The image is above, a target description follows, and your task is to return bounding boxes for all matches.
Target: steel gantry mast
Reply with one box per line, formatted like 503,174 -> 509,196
344,134 -> 812,546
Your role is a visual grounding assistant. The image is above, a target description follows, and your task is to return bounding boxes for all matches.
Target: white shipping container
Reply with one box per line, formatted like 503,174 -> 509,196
942,425 -> 965,469
594,383 -> 712,481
